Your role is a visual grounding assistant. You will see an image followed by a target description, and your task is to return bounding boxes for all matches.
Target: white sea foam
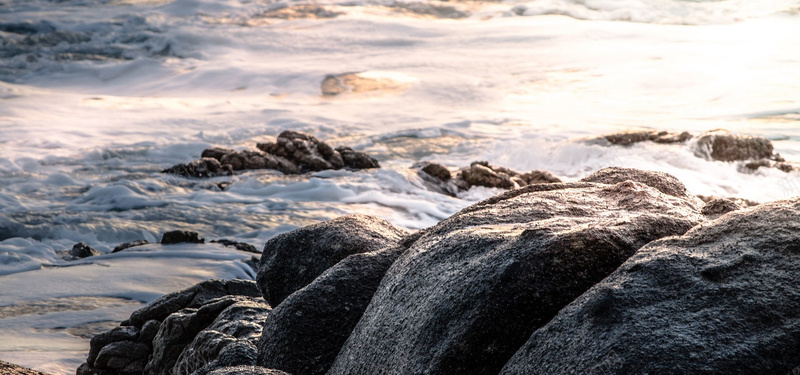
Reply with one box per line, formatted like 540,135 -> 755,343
1,0 -> 800,372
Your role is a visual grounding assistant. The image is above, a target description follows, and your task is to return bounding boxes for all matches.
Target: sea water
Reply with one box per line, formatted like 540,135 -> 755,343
1,0 -> 799,372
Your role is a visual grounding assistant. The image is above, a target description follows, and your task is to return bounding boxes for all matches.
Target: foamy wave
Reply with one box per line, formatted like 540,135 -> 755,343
508,0 -> 799,24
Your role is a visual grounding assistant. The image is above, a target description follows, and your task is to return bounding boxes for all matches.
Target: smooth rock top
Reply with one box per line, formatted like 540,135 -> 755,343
327,169 -> 703,375
256,214 -> 406,307
502,198 -> 800,374
580,167 -> 690,198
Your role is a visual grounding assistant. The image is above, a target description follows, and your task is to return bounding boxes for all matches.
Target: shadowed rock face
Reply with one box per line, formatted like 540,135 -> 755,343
256,214 -> 406,307
257,245 -> 406,375
327,169 -> 704,375
501,199 -> 800,375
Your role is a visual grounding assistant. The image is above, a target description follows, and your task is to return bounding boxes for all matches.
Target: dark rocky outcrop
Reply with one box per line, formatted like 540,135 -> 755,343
112,240 -> 150,253
602,130 -> 692,146
206,366 -> 290,375
79,280 -> 262,375
501,199 -> 800,374
161,158 -> 234,178
0,360 -> 51,375
257,245 -> 406,375
66,242 -> 100,259
219,151 -> 299,175
256,214 -> 406,307
335,146 -> 380,170
416,161 -> 562,196
161,230 -> 205,245
695,130 -> 774,162
326,168 -> 703,375
210,240 -> 259,254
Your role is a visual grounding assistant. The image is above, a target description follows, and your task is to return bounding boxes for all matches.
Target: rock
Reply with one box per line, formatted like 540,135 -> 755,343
257,131 -> 344,173
258,245 -> 406,375
219,150 -> 299,175
776,162 -> 795,172
0,360 -> 51,375
327,169 -> 703,375
336,146 -> 380,169
162,158 -> 234,178
603,130 -> 692,146
201,147 -> 234,162
695,130 -> 774,162
501,198 -> 800,374
206,366 -> 291,375
519,170 -> 561,184
257,214 -> 406,307
459,161 -> 519,189
144,296 -> 254,375
701,198 -> 741,218
697,194 -> 760,208
87,325 -> 139,365
421,162 -> 451,181
94,341 -> 150,371
744,158 -> 771,171
112,240 -> 150,253
580,167 -> 690,198
174,299 -> 270,375
69,242 -> 100,259
193,342 -> 259,375
161,230 -> 205,245
210,240 -> 259,253
320,72 -> 413,96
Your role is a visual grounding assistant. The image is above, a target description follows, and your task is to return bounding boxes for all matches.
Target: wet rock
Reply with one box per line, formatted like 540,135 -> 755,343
162,158 -> 234,178
776,162 -> 795,172
219,150 -> 299,175
206,366 -> 290,375
87,326 -> 140,365
257,214 -> 406,307
695,130 -> 774,162
193,342 -> 259,375
258,245 -> 406,375
112,240 -> 150,253
501,199 -> 800,374
520,170 -> 561,184
580,167 -> 690,198
68,242 -> 100,259
257,131 -> 344,173
421,162 -> 452,181
336,146 -> 380,169
210,240 -> 258,253
201,147 -> 234,162
701,198 -> 741,218
161,230 -> 205,245
173,299 -> 270,375
327,169 -> 703,375
94,341 -> 150,371
460,161 -> 519,189
603,130 -> 692,146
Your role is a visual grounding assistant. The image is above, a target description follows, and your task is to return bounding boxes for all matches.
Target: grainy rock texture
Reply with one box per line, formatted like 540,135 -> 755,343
68,242 -> 100,259
701,197 -> 741,218
161,230 -> 205,245
219,151 -> 299,175
580,167 -> 691,198
161,158 -> 234,178
256,214 -> 406,307
257,245 -> 406,375
603,130 -> 692,146
501,199 -> 800,375
327,169 -> 703,375
112,240 -> 150,253
695,130 -> 774,162
256,131 -> 344,172
0,360 -> 51,375
335,146 -> 380,170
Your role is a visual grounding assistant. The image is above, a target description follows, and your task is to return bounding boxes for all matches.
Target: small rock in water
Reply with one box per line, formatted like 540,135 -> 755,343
695,129 -> 774,162
112,240 -> 150,253
210,240 -> 259,253
421,162 -> 451,181
602,130 -> 692,146
161,230 -> 204,245
161,158 -> 234,178
69,242 -> 100,259
336,146 -> 380,169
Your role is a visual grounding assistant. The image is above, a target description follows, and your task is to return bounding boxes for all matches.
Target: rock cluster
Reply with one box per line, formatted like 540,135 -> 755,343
416,161 -> 561,196
603,130 -> 693,146
80,167 -> 800,375
162,131 -> 379,178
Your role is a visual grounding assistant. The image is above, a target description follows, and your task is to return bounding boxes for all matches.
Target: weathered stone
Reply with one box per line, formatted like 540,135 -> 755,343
257,214 -> 406,307
201,147 -> 234,162
94,341 -> 149,370
69,242 -> 99,259
336,146 -> 380,169
327,169 -> 703,375
744,158 -> 771,171
501,198 -> 800,374
210,240 -> 259,254
603,130 -> 692,146
258,245 -> 405,375
162,158 -> 234,178
161,230 -> 205,245
0,360 -> 50,375
701,198 -> 741,218
256,131 -> 344,173
580,167 -> 690,198
193,342 -> 260,375
520,170 -> 561,184
695,130 -> 774,162
87,325 -> 139,365
206,366 -> 290,375
421,162 -> 451,181
219,150 -> 299,175
112,240 -> 150,253
460,161 -> 517,189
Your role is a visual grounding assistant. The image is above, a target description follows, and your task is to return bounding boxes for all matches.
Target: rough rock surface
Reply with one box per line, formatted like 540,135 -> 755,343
206,366 -> 291,375
458,161 -> 561,190
257,245 -> 406,375
0,360 -> 51,375
161,230 -> 205,245
335,146 -> 380,169
256,131 -> 344,172
695,130 -> 774,162
580,167 -> 691,198
257,214 -> 406,307
701,197 -> 741,218
161,158 -> 234,178
112,240 -> 150,253
327,169 -> 703,375
68,242 -> 100,259
173,299 -> 270,375
501,199 -> 800,374
603,130 -> 692,146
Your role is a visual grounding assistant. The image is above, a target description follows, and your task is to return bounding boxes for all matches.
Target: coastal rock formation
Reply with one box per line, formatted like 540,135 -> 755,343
501,199 -> 800,374
112,240 -> 150,253
161,230 -> 204,245
162,131 -> 380,178
61,242 -> 100,260
416,161 -> 561,196
603,130 -> 693,146
695,129 -> 774,162
326,169 -> 703,375
257,245 -> 406,375
256,214 -> 406,307
0,360 -> 51,375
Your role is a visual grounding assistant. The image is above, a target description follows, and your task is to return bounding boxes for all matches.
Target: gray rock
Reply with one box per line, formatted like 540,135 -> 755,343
501,198 -> 800,375
335,146 -> 380,170
456,161 -> 561,191
257,214 -> 406,306
602,130 -> 692,146
210,240 -> 259,254
219,150 -> 299,175
257,245 -> 406,375
256,131 -> 344,173
327,169 -> 703,375
201,147 -> 234,162
87,326 -> 139,365
206,366 -> 290,375
69,242 -> 100,259
695,130 -> 774,162
191,342 -> 259,375
580,167 -> 690,198
421,162 -> 451,181
94,341 -> 149,371
112,240 -> 150,253
174,299 -> 270,375
161,230 -> 205,245
701,198 -> 741,218
162,158 -> 234,178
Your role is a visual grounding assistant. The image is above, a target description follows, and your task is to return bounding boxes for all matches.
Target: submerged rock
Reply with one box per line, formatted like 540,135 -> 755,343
501,199 -> 800,374
210,240 -> 259,254
112,240 -> 150,253
161,230 -> 205,245
327,168 -> 703,375
336,146 -> 380,169
695,129 -> 774,162
161,158 -> 234,178
256,214 -> 406,307
257,245 -> 406,375
602,130 -> 692,146
68,242 -> 100,259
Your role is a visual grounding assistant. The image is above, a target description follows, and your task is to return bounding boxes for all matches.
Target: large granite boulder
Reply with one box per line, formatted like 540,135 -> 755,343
326,169 -> 704,375
256,214 -> 406,307
257,245 -> 406,375
501,198 -> 800,374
